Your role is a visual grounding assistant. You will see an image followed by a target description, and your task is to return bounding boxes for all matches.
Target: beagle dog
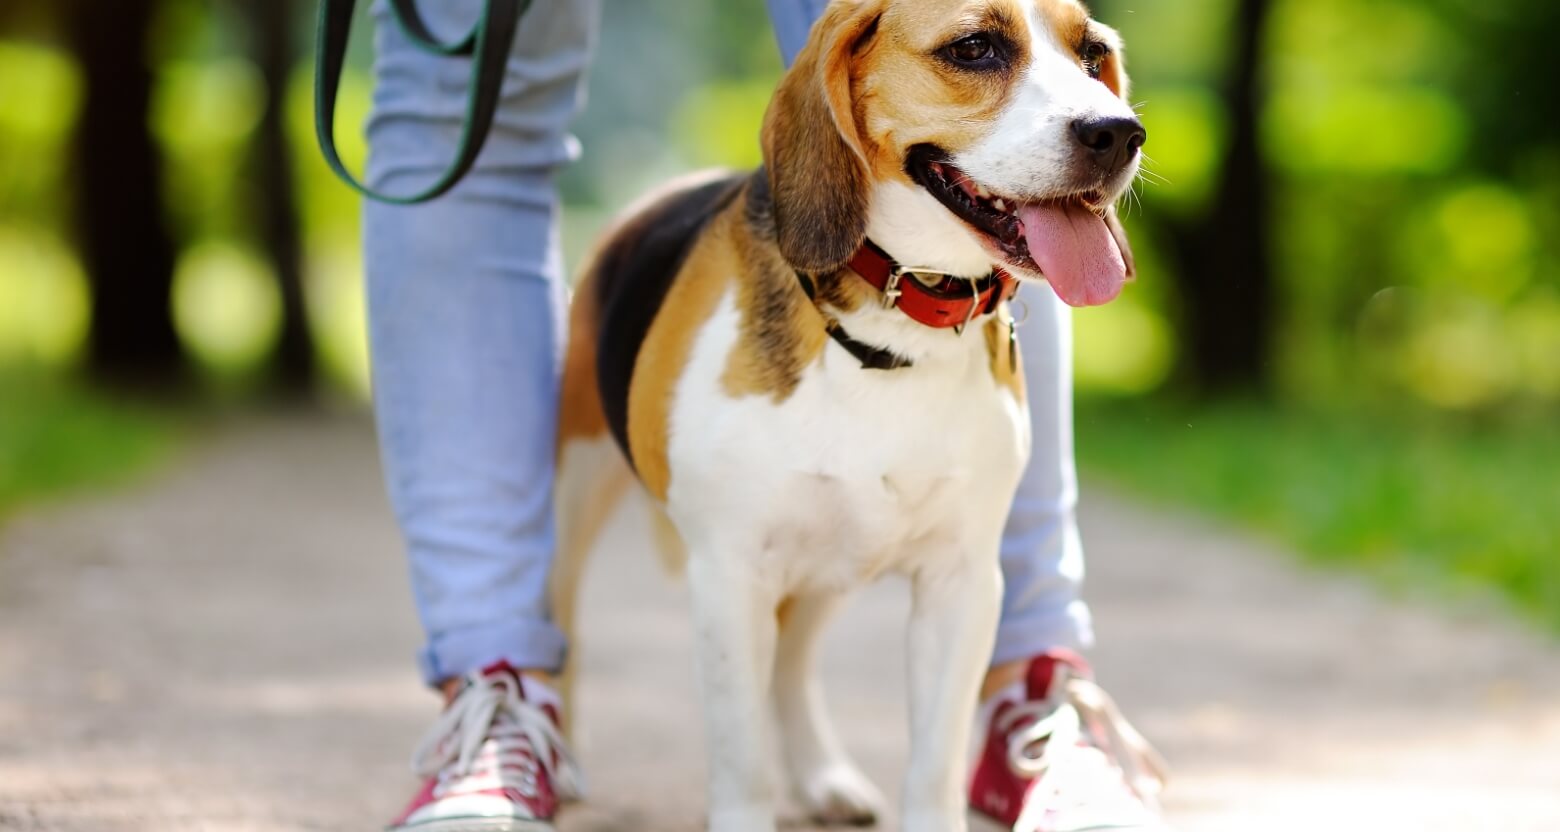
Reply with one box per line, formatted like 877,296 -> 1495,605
551,0 -> 1142,829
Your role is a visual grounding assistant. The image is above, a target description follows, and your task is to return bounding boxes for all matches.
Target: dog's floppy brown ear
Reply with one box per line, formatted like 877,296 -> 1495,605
1106,205 -> 1136,280
761,0 -> 880,272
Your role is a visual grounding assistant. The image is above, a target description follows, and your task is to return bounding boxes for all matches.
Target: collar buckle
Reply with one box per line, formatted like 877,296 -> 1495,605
882,268 -> 904,309
886,264 -> 957,310
851,241 -> 1011,331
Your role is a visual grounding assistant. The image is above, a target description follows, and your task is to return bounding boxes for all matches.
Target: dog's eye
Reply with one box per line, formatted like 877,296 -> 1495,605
944,34 -> 997,65
1081,40 -> 1109,78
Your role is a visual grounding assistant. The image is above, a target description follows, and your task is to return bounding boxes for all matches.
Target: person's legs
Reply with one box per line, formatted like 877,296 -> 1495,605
991,286 -> 1094,664
365,0 -> 600,826
364,0 -> 596,685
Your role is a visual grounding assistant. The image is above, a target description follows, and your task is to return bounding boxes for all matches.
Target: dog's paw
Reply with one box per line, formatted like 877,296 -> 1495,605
795,763 -> 885,826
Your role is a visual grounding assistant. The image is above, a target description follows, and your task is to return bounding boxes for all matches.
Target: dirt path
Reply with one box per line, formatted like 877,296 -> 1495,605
1,416 -> 1556,831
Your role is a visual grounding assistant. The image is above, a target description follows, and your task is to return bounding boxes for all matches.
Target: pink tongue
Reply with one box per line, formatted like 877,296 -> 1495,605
1017,202 -> 1126,307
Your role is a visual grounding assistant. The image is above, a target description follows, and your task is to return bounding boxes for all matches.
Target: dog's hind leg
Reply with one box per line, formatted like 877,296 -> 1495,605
773,592 -> 886,826
550,277 -> 635,735
550,433 -> 632,731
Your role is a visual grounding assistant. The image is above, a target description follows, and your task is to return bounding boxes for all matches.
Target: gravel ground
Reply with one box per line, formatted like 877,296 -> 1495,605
1,414 -> 1556,831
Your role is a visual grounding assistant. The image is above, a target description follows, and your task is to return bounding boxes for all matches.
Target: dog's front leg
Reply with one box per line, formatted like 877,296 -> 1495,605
687,548 -> 780,832
903,556 -> 1003,832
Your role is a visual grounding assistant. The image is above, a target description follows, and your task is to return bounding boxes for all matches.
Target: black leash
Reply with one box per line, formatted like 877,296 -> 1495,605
314,0 -> 530,203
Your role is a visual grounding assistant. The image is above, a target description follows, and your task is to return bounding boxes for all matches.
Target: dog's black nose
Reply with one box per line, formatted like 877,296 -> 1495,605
1071,117 -> 1147,172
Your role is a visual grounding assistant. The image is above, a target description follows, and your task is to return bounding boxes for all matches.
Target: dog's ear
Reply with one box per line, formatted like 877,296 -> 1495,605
1105,205 -> 1136,280
761,0 -> 881,272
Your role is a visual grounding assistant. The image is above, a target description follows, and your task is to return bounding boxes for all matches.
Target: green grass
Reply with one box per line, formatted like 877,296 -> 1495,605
0,378 -> 178,516
1075,398 -> 1560,632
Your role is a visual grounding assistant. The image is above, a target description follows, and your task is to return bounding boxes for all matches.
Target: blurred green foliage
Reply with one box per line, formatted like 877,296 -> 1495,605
0,376 -> 175,515
1077,397 -> 1560,631
3,0 -> 1554,409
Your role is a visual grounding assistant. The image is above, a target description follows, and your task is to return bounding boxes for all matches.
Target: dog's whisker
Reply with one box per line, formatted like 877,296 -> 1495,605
1135,168 -> 1167,187
1133,156 -> 1169,187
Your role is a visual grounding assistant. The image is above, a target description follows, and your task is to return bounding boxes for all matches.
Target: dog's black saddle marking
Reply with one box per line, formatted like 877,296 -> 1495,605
592,173 -> 747,471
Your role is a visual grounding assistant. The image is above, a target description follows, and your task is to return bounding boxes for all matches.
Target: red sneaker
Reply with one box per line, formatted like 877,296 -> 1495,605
388,662 -> 584,832
969,652 -> 1170,832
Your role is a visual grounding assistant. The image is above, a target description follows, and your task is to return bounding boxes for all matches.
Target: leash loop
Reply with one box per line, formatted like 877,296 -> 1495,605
314,0 -> 529,204
385,0 -> 481,56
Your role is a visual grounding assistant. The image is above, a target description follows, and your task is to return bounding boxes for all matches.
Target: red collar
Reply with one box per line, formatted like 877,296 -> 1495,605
847,240 -> 1019,330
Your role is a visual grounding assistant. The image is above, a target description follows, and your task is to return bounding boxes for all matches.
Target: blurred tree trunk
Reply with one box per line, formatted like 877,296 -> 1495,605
1169,0 -> 1276,394
250,0 -> 316,393
68,0 -> 185,386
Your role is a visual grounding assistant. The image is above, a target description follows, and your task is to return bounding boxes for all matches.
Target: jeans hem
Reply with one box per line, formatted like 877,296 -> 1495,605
991,601 -> 1095,666
417,618 -> 568,686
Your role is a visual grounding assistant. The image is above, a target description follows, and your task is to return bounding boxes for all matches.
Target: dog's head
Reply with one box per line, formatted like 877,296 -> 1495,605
761,0 -> 1142,307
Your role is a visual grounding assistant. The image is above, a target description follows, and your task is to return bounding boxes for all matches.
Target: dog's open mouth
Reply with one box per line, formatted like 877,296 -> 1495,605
906,145 -> 1127,307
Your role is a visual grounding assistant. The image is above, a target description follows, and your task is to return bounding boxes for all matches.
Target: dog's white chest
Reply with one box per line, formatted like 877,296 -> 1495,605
664,290 -> 1029,593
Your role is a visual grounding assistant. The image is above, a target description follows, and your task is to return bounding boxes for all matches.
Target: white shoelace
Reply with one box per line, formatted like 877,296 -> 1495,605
410,672 -> 585,802
997,675 -> 1169,809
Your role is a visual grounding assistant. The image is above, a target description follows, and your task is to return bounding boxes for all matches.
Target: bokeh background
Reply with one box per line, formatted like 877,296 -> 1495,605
1,0 -> 1556,632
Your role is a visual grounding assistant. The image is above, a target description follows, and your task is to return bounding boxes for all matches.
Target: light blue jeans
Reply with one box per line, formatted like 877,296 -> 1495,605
364,0 -> 1091,686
